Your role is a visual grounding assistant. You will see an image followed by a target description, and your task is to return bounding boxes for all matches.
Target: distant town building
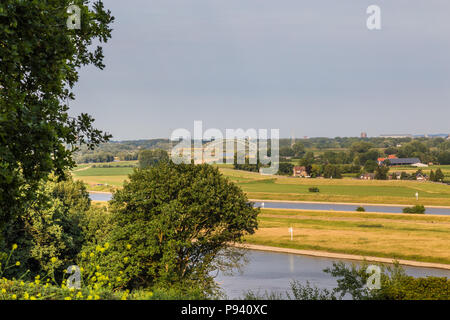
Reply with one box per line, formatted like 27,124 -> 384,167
293,166 -> 308,177
361,132 -> 367,138
379,134 -> 413,139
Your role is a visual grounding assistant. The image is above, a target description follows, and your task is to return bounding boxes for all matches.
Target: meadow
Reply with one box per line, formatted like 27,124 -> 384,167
71,162 -> 450,206
246,209 -> 450,265
219,168 -> 450,206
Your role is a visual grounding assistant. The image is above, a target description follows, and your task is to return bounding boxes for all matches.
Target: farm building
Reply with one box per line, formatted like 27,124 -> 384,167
383,158 -> 422,166
293,166 -> 309,177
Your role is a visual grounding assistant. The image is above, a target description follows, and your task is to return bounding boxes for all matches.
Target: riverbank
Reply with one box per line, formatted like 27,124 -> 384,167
245,208 -> 450,265
235,243 -> 450,270
249,199 -> 450,209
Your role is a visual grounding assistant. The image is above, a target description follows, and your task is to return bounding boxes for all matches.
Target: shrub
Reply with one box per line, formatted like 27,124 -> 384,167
309,187 -> 320,193
402,205 -> 426,214
380,276 -> 450,300
1,175 -> 90,280
356,207 -> 366,212
0,278 -> 122,300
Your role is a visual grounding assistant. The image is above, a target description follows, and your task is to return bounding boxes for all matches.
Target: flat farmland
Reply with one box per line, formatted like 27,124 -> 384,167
70,165 -> 450,206
220,168 -> 450,206
246,209 -> 450,265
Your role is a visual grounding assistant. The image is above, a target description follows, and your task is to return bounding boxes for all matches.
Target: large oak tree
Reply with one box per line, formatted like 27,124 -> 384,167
0,1 -> 114,231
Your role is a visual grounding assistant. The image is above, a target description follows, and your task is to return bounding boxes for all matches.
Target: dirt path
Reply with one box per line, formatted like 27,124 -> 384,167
71,165 -> 92,173
234,243 -> 450,270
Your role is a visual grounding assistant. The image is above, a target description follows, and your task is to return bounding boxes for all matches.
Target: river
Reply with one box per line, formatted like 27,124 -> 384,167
89,192 -> 450,215
215,250 -> 450,299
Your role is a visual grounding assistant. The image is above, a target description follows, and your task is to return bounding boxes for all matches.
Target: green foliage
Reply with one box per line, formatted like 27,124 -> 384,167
364,160 -> 379,173
0,0 -> 114,229
380,276 -> 449,300
291,142 -> 305,157
0,277 -> 123,300
277,162 -> 294,176
402,205 -> 426,214
374,165 -> 390,180
279,147 -> 295,157
323,164 -> 342,179
1,175 -> 91,279
437,151 -> 450,165
356,206 -> 366,212
94,163 -> 259,292
138,149 -> 169,168
435,168 -> 445,182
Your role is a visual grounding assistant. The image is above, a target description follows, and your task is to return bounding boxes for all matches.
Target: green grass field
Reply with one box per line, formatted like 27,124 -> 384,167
219,168 -> 450,206
246,209 -> 450,264
71,163 -> 450,206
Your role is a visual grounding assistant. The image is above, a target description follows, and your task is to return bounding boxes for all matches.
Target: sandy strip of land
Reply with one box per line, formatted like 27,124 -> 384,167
259,207 -> 447,218
249,199 -> 450,209
234,243 -> 450,271
88,191 -> 114,194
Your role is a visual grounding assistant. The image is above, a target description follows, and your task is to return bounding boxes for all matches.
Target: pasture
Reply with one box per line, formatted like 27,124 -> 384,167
70,163 -> 450,206
220,168 -> 450,206
246,209 -> 450,265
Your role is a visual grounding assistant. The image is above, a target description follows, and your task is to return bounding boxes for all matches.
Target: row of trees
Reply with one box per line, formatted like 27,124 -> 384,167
279,140 -> 450,166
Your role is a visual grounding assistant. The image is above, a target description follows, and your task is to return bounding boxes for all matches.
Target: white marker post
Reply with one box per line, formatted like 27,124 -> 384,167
289,227 -> 293,241
415,192 -> 419,201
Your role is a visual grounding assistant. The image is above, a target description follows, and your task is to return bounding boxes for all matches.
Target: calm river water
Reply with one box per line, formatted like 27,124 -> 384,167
89,193 -> 450,215
87,193 -> 450,298
215,250 -> 450,299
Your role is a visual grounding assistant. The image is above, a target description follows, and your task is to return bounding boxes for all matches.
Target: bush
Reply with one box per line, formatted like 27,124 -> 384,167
402,205 -> 426,214
356,207 -> 366,212
0,175 -> 90,280
380,276 -> 450,300
0,278 -> 123,300
90,163 -> 259,293
309,187 -> 320,193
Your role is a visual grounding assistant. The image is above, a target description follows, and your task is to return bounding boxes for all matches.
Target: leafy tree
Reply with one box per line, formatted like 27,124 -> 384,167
437,151 -> 450,165
0,1 -> 114,232
101,163 -> 259,291
292,142 -> 305,157
278,162 -> 294,175
350,141 -> 373,154
279,147 -> 295,157
384,147 -> 398,155
374,166 -> 389,180
323,164 -> 342,179
359,149 -> 380,165
138,149 -> 169,168
429,170 -> 436,182
435,168 -> 445,182
364,160 -> 378,173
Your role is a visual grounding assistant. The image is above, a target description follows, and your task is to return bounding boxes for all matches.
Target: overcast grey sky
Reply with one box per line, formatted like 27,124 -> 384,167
70,0 -> 450,140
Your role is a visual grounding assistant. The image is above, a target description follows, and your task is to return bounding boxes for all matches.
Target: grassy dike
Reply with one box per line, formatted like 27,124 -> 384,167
244,209 -> 450,265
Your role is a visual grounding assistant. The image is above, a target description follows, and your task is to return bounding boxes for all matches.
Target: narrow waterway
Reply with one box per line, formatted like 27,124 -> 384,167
89,192 -> 450,215
215,250 -> 450,299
